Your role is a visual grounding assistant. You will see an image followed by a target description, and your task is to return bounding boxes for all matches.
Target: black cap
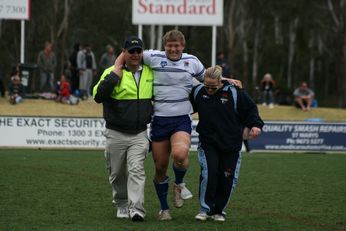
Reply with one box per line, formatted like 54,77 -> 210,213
123,36 -> 143,50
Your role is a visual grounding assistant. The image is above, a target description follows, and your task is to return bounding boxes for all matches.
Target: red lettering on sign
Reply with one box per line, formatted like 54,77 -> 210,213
137,0 -> 216,15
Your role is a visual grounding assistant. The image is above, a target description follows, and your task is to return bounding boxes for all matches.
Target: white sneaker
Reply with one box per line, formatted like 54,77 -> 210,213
116,207 -> 129,219
262,103 -> 267,106
173,183 -> 184,208
195,212 -> 209,221
211,214 -> 225,222
179,183 -> 193,200
158,210 -> 172,221
269,103 -> 274,109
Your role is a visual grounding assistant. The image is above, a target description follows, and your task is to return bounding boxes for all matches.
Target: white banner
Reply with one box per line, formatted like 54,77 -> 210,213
0,116 -> 106,149
132,0 -> 223,26
0,116 -> 200,150
0,0 -> 30,20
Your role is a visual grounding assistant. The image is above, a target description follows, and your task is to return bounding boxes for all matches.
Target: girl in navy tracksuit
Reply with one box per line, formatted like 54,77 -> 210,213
190,65 -> 264,221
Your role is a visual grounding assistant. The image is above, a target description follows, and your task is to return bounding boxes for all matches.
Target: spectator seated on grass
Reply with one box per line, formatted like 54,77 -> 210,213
9,75 -> 24,105
293,81 -> 315,111
56,74 -> 79,105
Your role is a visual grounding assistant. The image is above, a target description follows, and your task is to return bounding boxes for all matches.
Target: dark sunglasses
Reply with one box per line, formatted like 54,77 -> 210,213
204,86 -> 219,90
128,48 -> 143,54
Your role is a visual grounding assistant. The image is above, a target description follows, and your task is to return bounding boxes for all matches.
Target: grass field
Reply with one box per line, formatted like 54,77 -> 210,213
1,149 -> 345,231
1,97 -> 346,121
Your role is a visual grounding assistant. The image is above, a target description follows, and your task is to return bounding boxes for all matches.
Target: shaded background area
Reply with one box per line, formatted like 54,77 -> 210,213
0,0 -> 345,107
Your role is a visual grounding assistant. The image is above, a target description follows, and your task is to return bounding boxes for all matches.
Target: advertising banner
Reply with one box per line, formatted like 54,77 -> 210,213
132,0 -> 223,26
0,116 -> 106,149
248,121 -> 346,152
1,117 -> 345,152
0,0 -> 30,20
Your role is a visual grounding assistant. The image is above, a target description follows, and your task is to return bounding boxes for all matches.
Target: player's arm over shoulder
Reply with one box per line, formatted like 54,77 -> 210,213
143,49 -> 163,67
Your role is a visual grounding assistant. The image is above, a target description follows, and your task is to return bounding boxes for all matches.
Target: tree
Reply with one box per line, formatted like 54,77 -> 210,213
326,0 -> 346,107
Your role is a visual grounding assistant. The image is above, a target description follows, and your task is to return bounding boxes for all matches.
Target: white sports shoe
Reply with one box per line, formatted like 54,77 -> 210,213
211,214 -> 225,222
173,183 -> 184,208
178,183 -> 193,200
195,212 -> 209,221
158,210 -> 172,221
116,207 -> 129,219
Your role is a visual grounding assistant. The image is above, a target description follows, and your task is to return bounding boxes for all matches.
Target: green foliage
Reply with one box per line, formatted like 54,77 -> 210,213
1,149 -> 345,231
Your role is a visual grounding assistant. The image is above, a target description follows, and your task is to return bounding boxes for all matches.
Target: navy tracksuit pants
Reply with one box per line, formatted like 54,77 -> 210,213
197,143 -> 242,216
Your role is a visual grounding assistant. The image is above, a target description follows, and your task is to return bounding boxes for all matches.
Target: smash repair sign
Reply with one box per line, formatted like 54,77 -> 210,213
248,121 -> 346,152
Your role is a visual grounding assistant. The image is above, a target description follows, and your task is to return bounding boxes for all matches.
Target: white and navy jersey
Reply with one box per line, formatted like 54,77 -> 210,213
143,50 -> 205,116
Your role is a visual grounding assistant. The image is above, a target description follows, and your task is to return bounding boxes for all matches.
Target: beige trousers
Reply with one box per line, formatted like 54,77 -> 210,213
104,128 -> 149,216
79,69 -> 93,96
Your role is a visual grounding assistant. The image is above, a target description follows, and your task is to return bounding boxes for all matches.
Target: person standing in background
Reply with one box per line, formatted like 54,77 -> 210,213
260,73 -> 275,108
69,43 -> 80,94
37,41 -> 56,93
216,51 -> 232,78
77,43 -> 97,99
99,44 -> 116,73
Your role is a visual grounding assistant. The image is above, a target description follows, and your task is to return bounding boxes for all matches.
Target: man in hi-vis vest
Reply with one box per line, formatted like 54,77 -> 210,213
93,36 -> 153,222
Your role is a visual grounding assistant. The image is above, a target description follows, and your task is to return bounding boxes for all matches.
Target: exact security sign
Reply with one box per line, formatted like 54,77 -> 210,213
0,116 -> 106,149
248,121 -> 346,152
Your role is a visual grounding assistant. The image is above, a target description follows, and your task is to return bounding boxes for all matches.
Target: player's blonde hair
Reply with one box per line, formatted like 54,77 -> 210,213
204,65 -> 223,81
162,30 -> 186,46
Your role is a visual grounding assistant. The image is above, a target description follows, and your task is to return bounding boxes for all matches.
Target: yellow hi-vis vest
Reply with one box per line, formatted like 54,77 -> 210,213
93,65 -> 153,100
93,64 -> 153,133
